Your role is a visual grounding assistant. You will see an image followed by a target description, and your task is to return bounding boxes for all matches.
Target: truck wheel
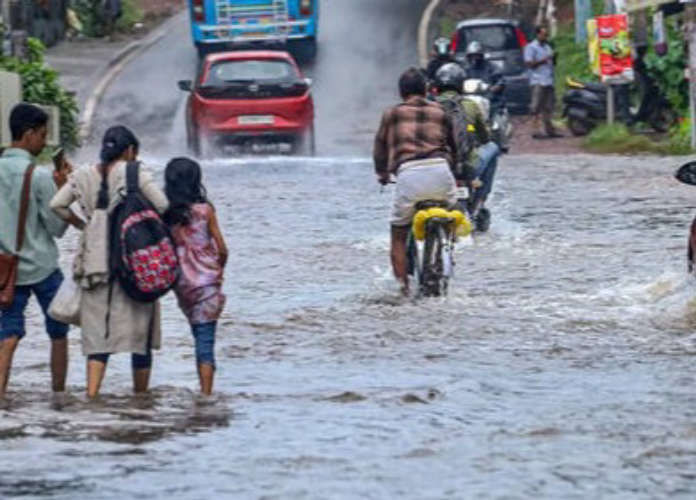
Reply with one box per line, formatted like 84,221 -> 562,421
288,38 -> 317,65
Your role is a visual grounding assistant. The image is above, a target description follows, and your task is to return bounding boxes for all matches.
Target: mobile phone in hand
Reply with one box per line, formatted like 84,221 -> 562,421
52,148 -> 65,171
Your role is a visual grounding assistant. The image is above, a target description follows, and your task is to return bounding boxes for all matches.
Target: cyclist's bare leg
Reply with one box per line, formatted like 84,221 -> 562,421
391,225 -> 410,295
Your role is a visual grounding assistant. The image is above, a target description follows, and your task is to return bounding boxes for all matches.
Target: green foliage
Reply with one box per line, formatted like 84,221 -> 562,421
644,30 -> 688,115
116,0 -> 144,32
0,38 -> 79,150
553,23 -> 598,104
666,118 -> 694,155
73,0 -> 143,37
583,122 -> 693,155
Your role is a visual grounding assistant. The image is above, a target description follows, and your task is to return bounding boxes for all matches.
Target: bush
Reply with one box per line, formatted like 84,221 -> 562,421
583,122 -> 693,155
116,0 -> 144,32
73,0 -> 144,37
552,23 -> 598,104
644,30 -> 689,115
0,38 -> 79,150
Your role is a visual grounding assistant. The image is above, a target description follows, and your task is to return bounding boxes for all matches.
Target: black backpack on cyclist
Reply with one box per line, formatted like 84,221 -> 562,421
109,162 -> 179,302
438,95 -> 477,180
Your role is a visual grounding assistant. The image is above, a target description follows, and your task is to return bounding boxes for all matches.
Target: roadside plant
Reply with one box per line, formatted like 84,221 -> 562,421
72,0 -> 144,37
644,24 -> 689,115
0,38 -> 79,149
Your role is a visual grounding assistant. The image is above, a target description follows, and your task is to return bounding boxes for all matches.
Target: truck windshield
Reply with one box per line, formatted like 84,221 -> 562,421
204,59 -> 297,85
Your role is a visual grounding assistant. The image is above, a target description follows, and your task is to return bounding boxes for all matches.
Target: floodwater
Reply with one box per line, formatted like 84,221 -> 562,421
3,0 -> 696,497
2,153 -> 696,499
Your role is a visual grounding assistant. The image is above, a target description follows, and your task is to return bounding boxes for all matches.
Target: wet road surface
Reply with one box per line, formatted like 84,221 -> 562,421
3,1 -> 696,499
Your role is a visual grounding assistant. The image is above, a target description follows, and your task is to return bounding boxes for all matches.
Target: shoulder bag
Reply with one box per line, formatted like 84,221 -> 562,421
0,164 -> 36,309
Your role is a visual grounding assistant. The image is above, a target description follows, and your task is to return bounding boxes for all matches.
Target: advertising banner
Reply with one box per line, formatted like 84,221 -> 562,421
596,14 -> 634,83
587,18 -> 600,76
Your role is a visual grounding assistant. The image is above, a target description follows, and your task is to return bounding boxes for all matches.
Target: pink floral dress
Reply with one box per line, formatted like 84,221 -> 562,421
171,203 -> 225,325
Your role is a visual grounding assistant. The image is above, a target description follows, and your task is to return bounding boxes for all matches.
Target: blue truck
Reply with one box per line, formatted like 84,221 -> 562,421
187,0 -> 319,62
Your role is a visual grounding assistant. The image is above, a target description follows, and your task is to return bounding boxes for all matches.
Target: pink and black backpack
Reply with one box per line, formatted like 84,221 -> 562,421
109,162 -> 179,302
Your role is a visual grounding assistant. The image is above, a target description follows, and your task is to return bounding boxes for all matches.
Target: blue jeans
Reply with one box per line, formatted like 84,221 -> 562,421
0,269 -> 69,341
87,352 -> 153,370
88,325 -> 153,369
472,141 -> 501,207
192,322 -> 216,367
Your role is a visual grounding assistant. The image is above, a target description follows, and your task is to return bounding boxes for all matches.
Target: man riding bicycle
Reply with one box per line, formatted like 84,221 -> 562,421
373,68 -> 468,295
433,63 -> 501,228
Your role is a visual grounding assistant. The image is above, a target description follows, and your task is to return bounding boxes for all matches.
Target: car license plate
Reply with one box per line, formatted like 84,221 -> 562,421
238,115 -> 275,125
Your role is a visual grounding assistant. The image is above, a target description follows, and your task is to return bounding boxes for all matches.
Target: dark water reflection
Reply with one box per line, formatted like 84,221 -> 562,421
2,154 -> 696,499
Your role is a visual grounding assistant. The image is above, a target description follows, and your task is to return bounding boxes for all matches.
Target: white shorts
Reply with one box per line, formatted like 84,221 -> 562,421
389,158 -> 457,227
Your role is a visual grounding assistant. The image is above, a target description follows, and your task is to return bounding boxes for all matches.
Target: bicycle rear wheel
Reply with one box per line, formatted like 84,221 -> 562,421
422,220 -> 445,297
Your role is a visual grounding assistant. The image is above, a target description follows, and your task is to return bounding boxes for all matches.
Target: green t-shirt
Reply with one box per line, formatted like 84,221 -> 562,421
0,148 -> 67,285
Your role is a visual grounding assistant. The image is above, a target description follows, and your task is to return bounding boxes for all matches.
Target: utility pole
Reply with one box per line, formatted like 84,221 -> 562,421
575,0 -> 592,43
687,1 -> 696,150
536,0 -> 548,27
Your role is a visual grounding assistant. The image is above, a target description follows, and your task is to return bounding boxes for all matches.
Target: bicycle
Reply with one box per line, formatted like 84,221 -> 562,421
407,200 -> 462,298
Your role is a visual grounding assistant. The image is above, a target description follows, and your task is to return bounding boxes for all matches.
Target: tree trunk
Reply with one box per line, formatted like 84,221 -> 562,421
536,0 -> 548,27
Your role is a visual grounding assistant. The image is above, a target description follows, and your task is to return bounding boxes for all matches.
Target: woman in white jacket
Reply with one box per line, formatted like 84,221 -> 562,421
51,126 -> 168,399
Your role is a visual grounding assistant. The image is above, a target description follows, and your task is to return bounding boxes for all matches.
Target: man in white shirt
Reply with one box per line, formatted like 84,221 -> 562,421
524,26 -> 562,139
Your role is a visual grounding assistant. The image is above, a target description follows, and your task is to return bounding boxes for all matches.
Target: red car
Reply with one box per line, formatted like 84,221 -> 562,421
178,50 -> 315,156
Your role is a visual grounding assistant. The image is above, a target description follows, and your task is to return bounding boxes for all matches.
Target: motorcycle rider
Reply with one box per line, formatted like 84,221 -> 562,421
464,41 -> 504,97
464,40 -> 509,152
373,67 -> 460,295
425,37 -> 457,82
433,63 -> 501,229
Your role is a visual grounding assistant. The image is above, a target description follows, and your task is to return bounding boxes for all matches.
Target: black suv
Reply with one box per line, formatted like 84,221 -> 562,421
451,18 -> 531,114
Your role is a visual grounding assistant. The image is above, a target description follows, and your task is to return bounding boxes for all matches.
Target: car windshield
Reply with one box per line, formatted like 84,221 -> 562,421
204,59 -> 297,86
457,25 -> 519,52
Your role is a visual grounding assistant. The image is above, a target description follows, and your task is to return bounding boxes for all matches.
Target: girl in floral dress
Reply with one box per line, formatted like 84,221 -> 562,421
164,158 -> 228,395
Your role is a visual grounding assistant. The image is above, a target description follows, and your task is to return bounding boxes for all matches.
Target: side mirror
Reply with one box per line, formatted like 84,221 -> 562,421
676,161 -> 696,186
178,80 -> 193,92
303,77 -> 313,87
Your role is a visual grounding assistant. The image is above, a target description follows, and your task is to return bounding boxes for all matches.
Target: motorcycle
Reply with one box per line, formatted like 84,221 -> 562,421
463,78 -> 512,153
562,75 -> 676,137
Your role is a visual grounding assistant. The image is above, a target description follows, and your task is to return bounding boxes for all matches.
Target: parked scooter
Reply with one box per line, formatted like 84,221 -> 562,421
463,78 -> 512,152
562,76 -> 676,136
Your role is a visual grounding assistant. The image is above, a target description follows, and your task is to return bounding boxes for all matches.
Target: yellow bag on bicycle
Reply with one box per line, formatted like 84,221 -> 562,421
412,208 -> 472,241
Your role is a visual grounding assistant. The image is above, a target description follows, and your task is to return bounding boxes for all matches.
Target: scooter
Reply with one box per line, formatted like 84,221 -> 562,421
563,76 -> 676,136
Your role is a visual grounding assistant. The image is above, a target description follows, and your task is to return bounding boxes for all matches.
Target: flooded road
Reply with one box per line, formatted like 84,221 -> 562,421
3,1 -> 696,499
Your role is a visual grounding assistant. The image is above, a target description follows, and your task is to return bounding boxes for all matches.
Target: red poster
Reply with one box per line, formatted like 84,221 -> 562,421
596,14 -> 634,83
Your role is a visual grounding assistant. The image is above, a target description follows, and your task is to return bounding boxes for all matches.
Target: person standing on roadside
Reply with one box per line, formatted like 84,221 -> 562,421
524,26 -> 563,139
0,104 -> 76,402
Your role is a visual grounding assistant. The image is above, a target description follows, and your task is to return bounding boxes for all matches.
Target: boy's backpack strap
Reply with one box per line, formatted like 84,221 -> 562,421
126,161 -> 139,193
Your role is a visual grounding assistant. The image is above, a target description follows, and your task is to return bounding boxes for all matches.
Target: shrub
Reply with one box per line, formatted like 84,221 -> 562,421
73,0 -> 144,37
0,38 -> 79,150
644,32 -> 689,116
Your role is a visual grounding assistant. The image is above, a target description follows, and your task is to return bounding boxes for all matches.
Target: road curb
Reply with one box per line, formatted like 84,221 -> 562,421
79,12 -> 185,142
418,0 -> 443,68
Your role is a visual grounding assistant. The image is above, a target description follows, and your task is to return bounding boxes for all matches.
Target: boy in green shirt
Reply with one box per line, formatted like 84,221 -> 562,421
0,104 -> 73,402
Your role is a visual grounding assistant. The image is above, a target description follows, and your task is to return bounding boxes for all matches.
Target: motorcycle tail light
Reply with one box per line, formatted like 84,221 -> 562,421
193,0 -> 205,22
300,0 -> 312,16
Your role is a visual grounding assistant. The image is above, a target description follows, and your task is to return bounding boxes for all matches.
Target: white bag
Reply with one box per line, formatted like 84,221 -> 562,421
48,277 -> 81,326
